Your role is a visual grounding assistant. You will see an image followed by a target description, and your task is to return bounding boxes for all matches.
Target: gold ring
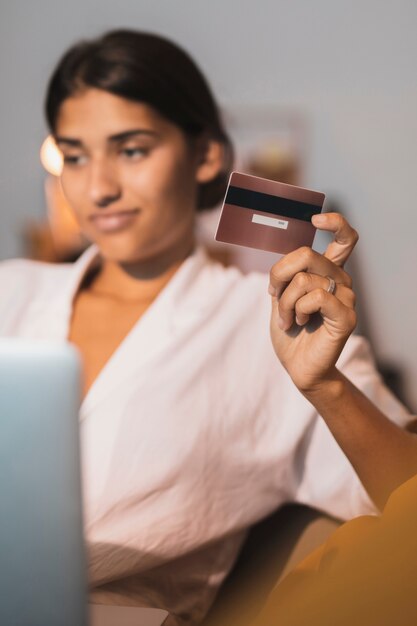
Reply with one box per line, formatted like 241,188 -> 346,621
326,276 -> 336,295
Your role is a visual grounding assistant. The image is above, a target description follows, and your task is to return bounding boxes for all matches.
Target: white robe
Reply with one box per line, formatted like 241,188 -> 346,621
0,246 -> 411,624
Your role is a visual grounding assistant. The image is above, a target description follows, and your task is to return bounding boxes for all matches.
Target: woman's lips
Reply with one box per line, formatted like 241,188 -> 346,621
89,209 -> 140,233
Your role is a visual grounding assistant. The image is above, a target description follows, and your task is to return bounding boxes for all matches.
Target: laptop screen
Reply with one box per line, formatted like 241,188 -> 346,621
0,339 -> 88,626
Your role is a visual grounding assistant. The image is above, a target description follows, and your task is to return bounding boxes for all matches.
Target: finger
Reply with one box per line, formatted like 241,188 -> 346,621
311,212 -> 359,267
269,246 -> 351,299
277,272 -> 355,330
294,283 -> 356,327
294,288 -> 357,335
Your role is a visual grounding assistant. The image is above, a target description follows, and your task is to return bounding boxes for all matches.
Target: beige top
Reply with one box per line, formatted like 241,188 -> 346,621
0,246 -> 411,625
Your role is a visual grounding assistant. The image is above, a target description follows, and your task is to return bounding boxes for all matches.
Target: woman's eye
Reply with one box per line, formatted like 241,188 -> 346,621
63,154 -> 86,166
121,147 -> 148,159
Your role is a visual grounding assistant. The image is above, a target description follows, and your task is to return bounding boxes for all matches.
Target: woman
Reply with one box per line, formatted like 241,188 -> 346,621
0,30 -> 412,625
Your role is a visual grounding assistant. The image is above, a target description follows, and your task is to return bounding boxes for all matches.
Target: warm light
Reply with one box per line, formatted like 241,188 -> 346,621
40,135 -> 63,176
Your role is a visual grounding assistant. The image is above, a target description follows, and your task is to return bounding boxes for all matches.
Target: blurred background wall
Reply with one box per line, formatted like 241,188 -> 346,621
1,0 -> 416,410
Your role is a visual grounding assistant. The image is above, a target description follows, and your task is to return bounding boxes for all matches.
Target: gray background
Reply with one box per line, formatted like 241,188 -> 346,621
1,0 -> 416,410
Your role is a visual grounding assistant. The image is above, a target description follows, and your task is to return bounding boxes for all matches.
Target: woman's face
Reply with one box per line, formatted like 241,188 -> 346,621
55,88 -> 217,265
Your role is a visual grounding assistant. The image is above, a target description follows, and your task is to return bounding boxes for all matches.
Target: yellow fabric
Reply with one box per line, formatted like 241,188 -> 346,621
252,474 -> 417,626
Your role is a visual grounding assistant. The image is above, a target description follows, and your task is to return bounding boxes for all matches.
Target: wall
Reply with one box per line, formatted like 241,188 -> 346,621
1,0 -> 416,409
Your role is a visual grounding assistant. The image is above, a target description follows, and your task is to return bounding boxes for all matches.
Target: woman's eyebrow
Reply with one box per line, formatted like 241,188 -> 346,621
54,129 -> 158,147
108,129 -> 158,143
55,137 -> 82,147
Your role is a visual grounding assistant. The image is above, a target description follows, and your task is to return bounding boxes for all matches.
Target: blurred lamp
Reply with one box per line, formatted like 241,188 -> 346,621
37,135 -> 85,261
40,135 -> 63,176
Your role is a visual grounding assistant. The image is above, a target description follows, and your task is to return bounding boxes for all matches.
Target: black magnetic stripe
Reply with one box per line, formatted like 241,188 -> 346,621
225,186 -> 321,221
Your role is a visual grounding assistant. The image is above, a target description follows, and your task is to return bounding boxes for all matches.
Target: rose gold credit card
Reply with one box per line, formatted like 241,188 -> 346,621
215,172 -> 325,255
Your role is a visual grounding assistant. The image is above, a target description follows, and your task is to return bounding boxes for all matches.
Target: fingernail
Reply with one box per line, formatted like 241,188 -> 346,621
312,214 -> 325,224
268,284 -> 278,297
295,315 -> 304,326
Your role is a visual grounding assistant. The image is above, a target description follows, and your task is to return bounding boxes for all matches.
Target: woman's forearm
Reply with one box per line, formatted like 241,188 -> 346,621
303,369 -> 417,510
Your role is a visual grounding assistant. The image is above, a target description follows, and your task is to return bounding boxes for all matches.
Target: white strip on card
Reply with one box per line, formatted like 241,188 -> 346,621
252,214 -> 289,230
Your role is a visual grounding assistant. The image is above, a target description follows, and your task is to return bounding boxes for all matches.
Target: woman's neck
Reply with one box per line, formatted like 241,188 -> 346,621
86,240 -> 194,302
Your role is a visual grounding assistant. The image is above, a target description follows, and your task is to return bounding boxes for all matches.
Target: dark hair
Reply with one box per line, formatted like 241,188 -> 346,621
45,29 -> 233,210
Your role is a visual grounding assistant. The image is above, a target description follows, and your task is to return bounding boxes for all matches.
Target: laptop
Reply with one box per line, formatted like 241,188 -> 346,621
0,338 -> 88,626
0,338 -> 169,626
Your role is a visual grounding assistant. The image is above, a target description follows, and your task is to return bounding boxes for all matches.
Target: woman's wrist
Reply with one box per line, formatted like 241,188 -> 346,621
300,367 -> 347,407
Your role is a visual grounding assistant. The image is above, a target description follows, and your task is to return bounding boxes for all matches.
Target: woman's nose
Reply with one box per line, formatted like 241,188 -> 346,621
88,161 -> 122,208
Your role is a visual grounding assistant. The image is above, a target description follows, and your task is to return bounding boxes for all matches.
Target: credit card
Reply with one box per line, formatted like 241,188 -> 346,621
215,171 -> 325,255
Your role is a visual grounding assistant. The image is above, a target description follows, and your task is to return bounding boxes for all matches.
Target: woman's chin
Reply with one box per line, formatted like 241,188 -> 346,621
95,231 -> 193,268
95,240 -> 168,270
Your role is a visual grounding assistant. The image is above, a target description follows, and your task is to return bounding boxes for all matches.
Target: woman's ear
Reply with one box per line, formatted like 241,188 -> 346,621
195,140 -> 224,184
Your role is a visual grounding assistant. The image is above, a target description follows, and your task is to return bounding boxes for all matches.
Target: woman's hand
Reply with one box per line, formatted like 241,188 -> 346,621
269,214 -> 417,510
269,213 -> 359,394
